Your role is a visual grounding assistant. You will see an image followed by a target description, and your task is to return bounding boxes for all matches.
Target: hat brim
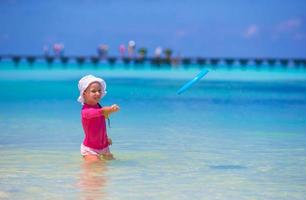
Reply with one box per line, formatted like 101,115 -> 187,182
77,77 -> 107,104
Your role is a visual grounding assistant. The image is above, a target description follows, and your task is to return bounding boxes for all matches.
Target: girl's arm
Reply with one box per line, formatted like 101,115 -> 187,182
82,104 -> 120,119
101,104 -> 120,119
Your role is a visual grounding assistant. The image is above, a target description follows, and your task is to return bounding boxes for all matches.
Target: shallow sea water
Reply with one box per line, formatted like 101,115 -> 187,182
0,63 -> 306,199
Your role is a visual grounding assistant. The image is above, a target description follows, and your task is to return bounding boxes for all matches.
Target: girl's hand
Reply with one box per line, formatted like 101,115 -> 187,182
111,104 -> 120,112
102,104 -> 120,118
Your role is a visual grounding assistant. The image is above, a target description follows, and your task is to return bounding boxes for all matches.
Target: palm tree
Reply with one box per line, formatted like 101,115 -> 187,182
164,48 -> 172,59
138,47 -> 148,59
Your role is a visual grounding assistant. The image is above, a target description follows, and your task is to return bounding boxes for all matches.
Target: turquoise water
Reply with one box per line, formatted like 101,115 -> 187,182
0,63 -> 306,199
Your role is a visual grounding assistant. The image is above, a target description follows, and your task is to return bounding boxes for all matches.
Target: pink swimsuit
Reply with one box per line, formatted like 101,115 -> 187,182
80,104 -> 109,155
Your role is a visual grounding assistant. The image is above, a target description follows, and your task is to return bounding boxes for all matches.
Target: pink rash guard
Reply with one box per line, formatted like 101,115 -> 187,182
81,103 -> 109,149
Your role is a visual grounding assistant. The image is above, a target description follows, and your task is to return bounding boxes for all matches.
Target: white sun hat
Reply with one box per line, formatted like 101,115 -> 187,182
77,74 -> 107,104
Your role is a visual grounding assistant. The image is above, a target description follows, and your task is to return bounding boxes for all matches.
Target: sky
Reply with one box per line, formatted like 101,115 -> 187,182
0,0 -> 306,58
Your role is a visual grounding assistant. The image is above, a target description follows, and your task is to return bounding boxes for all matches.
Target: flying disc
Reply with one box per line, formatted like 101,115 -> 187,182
177,68 -> 209,94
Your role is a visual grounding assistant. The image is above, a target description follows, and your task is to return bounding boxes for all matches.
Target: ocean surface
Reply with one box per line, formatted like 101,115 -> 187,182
0,62 -> 306,200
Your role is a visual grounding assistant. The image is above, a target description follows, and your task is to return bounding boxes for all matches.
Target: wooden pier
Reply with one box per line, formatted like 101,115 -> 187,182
0,54 -> 305,69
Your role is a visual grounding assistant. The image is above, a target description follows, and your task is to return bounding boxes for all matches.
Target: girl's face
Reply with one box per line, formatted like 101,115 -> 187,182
83,82 -> 103,105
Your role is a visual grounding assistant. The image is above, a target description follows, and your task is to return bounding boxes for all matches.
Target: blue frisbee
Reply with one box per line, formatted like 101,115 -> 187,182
177,68 -> 209,94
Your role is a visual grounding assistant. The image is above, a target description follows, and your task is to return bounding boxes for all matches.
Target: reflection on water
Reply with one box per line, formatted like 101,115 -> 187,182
78,160 -> 108,200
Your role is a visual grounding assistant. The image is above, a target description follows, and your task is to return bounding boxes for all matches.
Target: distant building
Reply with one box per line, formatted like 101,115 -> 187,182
53,43 -> 65,57
154,47 -> 162,58
97,44 -> 109,58
119,44 -> 126,58
128,40 -> 136,58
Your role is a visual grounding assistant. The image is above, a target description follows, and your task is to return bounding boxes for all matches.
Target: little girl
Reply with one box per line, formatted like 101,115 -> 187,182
78,75 -> 120,161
